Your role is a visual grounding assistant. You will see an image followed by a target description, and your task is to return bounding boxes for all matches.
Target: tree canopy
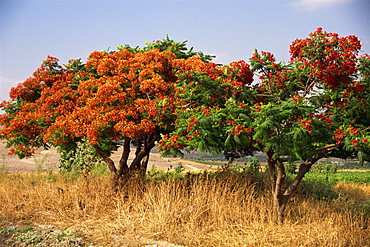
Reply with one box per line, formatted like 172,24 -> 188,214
0,37 -> 214,182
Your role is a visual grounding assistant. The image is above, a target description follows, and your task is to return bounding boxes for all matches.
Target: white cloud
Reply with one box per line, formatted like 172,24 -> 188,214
290,0 -> 354,11
0,76 -> 22,101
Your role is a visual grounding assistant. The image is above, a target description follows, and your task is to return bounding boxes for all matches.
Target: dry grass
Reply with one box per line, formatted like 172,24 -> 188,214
334,181 -> 370,204
0,171 -> 369,246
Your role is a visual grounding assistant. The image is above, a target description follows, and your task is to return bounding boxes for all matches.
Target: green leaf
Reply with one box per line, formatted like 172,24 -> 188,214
272,152 -> 279,160
225,134 -> 232,146
198,141 -> 206,153
344,137 -> 351,146
238,113 -> 250,120
234,135 -> 241,144
292,146 -> 304,161
253,129 -> 264,140
358,151 -> 364,166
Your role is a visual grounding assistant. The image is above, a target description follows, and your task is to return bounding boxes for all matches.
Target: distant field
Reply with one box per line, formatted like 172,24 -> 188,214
304,171 -> 370,184
186,155 -> 370,170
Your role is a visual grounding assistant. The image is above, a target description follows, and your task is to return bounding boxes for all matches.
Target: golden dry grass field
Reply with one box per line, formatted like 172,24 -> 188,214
0,170 -> 369,247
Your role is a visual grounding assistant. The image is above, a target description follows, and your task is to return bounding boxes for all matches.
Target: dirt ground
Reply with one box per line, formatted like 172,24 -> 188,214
0,142 -> 212,173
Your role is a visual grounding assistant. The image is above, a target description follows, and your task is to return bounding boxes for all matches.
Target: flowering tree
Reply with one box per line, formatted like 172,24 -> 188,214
0,37 -> 212,185
159,28 -> 370,223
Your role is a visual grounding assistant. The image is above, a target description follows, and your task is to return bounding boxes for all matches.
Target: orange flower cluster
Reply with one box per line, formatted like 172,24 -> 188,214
1,47 -> 205,154
0,56 -> 83,156
56,48 -> 183,143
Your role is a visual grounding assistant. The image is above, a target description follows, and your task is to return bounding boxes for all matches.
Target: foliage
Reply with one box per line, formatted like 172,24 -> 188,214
160,28 -> 370,162
158,59 -> 255,157
117,35 -> 214,63
48,228 -> 78,243
245,157 -> 261,173
305,171 -> 370,184
285,162 -> 297,174
146,164 -> 186,180
311,161 -> 339,173
1,28 -> 369,224
59,141 -> 107,176
15,231 -> 42,245
1,225 -> 81,246
174,162 -> 185,173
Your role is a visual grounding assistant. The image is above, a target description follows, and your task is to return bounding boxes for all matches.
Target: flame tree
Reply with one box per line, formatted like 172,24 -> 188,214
0,37 -> 214,185
159,28 -> 370,223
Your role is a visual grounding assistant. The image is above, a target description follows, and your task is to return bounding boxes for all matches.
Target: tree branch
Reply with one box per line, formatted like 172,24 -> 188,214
118,139 -> 130,176
93,144 -> 117,174
275,160 -> 286,196
316,143 -> 341,153
283,154 -> 322,197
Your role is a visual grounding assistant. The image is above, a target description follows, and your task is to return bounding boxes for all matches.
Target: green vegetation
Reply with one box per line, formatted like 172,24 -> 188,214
305,171 -> 370,185
0,225 -> 80,246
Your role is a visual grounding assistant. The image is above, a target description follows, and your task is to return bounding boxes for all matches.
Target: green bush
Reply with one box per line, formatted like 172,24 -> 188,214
59,141 -> 108,177
174,163 -> 185,173
244,157 -> 261,173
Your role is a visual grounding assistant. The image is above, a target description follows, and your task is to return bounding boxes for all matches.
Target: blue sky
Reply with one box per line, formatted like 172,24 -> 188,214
1,0 -> 369,101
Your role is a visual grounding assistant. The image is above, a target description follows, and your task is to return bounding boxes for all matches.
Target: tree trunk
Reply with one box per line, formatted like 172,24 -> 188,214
273,193 -> 289,224
93,144 -> 117,174
117,139 -> 130,177
273,161 -> 316,224
93,132 -> 160,190
140,153 -> 150,177
272,159 -> 287,224
93,144 -> 122,189
129,133 -> 158,174
112,139 -> 132,190
267,150 -> 323,224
